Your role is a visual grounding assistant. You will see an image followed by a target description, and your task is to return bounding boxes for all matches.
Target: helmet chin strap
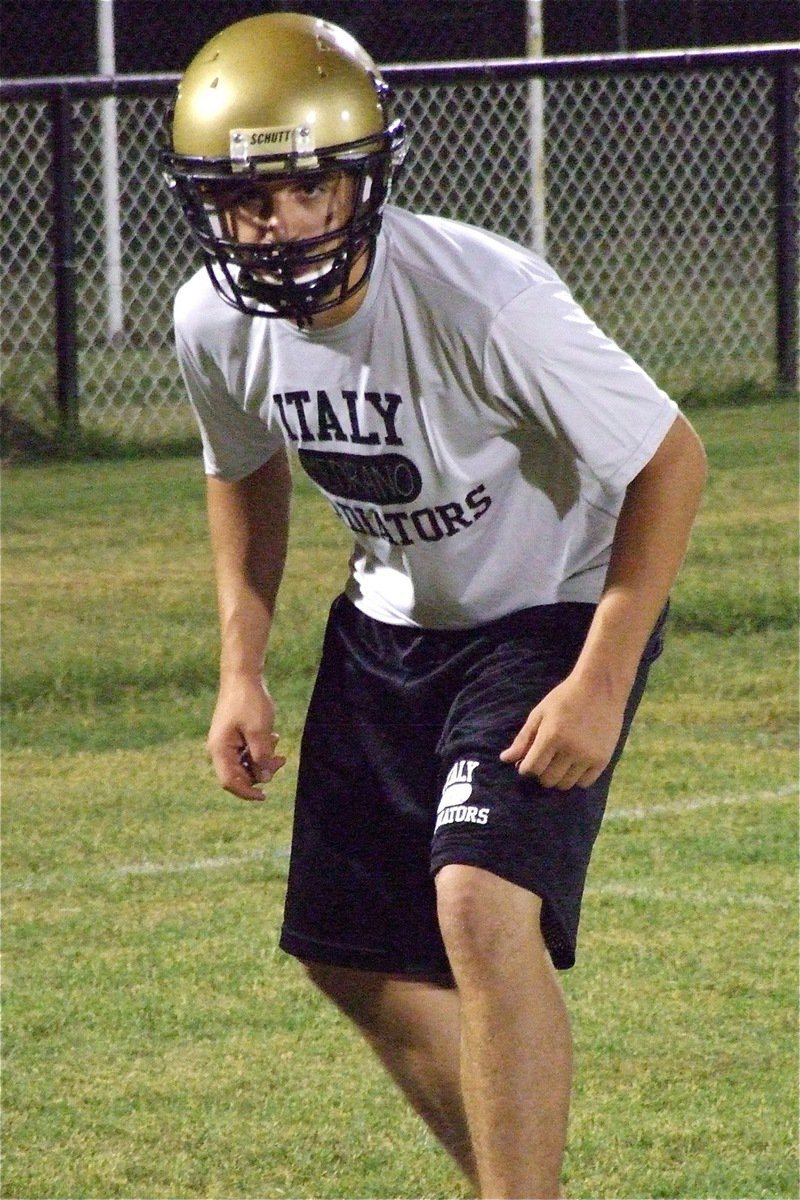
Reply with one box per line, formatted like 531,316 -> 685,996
206,230 -> 374,325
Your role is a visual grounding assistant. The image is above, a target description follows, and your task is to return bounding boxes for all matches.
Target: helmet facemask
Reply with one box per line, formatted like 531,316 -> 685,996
164,130 -> 404,324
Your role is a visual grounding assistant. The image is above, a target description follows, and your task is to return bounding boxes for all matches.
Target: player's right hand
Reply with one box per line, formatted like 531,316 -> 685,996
206,676 -> 286,802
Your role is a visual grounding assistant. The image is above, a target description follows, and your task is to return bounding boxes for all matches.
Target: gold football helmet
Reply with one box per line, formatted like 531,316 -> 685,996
162,12 -> 406,320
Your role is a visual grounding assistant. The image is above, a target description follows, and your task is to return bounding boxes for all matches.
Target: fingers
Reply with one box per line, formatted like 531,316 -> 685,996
503,741 -> 604,791
499,706 -> 609,791
206,678 -> 287,802
499,709 -> 542,766
239,742 -> 287,785
208,732 -> 286,802
528,751 -> 604,791
216,746 -> 267,801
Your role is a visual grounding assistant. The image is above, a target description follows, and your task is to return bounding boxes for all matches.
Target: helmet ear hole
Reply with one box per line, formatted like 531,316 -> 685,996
161,11 -> 407,320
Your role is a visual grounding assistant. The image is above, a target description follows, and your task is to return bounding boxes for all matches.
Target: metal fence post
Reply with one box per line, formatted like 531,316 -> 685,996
49,87 -> 80,434
774,60 -> 799,397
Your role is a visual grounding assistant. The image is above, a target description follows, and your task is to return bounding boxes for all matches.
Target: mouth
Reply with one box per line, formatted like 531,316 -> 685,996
254,255 -> 338,287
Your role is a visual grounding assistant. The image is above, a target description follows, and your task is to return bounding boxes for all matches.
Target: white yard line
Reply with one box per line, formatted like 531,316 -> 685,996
605,783 -> 796,823
113,848 -> 284,877
585,880 -> 791,911
5,785 -> 795,897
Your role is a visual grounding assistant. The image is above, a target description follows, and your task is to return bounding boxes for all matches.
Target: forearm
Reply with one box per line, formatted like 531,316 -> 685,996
206,450 -> 292,681
501,413 -> 706,788
574,412 -> 707,696
204,451 -> 292,800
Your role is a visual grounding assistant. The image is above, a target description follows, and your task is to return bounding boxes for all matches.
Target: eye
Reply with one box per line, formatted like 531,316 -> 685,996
292,172 -> 343,200
238,186 -> 273,208
200,183 -> 262,211
294,177 -> 326,198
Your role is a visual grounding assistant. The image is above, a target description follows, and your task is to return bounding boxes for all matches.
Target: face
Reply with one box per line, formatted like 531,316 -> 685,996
203,171 -> 353,245
199,171 -> 366,324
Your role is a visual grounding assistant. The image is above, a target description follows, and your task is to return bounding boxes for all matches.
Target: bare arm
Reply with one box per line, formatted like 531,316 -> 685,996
205,449 -> 293,801
501,412 -> 708,789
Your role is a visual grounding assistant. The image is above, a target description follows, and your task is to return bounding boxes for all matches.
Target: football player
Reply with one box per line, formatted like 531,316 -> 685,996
163,13 -> 707,1196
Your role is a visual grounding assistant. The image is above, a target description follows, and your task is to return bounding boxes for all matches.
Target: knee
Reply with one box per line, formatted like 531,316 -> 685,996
300,960 -> 386,1029
435,864 -> 546,981
301,959 -> 364,1005
435,865 -> 498,954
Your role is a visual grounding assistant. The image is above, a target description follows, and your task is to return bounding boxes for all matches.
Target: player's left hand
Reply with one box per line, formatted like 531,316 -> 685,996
499,673 -> 627,790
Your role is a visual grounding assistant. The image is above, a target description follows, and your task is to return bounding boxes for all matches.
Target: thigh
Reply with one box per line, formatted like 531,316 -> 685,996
279,596 -> 455,982
430,604 -> 667,969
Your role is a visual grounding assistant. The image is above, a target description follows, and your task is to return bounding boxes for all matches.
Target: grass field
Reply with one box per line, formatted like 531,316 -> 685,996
2,401 -> 798,1199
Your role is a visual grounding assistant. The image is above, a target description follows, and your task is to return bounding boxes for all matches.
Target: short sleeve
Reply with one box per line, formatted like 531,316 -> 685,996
173,284 -> 284,481
483,279 -> 678,490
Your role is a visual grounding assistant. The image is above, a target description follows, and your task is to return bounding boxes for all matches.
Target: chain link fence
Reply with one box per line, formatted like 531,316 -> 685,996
1,49 -> 798,445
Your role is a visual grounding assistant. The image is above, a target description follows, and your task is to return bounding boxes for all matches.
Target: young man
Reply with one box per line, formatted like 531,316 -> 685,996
163,12 -> 707,1198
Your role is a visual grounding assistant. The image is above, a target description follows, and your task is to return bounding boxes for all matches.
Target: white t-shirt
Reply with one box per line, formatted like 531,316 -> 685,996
174,206 -> 678,628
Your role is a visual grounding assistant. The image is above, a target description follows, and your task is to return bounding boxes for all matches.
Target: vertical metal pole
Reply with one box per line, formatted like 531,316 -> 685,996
774,61 -> 799,396
616,0 -> 628,52
50,89 -> 80,434
97,0 -> 124,342
526,0 -> 546,257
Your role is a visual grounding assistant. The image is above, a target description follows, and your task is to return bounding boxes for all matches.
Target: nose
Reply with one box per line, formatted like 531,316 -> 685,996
236,187 -> 286,243
249,197 -> 278,236
256,208 -> 280,244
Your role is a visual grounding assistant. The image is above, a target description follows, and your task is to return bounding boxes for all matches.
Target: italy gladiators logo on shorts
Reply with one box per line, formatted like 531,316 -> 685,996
435,760 -> 490,832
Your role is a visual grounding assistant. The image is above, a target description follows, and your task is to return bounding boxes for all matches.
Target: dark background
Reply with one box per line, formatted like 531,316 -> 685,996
0,0 -> 797,77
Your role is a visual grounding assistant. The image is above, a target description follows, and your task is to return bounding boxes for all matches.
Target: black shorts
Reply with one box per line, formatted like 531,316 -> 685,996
279,595 -> 666,980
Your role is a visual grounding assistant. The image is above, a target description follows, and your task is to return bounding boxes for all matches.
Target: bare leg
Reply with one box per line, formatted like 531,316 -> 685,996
436,864 -> 572,1200
303,961 -> 478,1189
